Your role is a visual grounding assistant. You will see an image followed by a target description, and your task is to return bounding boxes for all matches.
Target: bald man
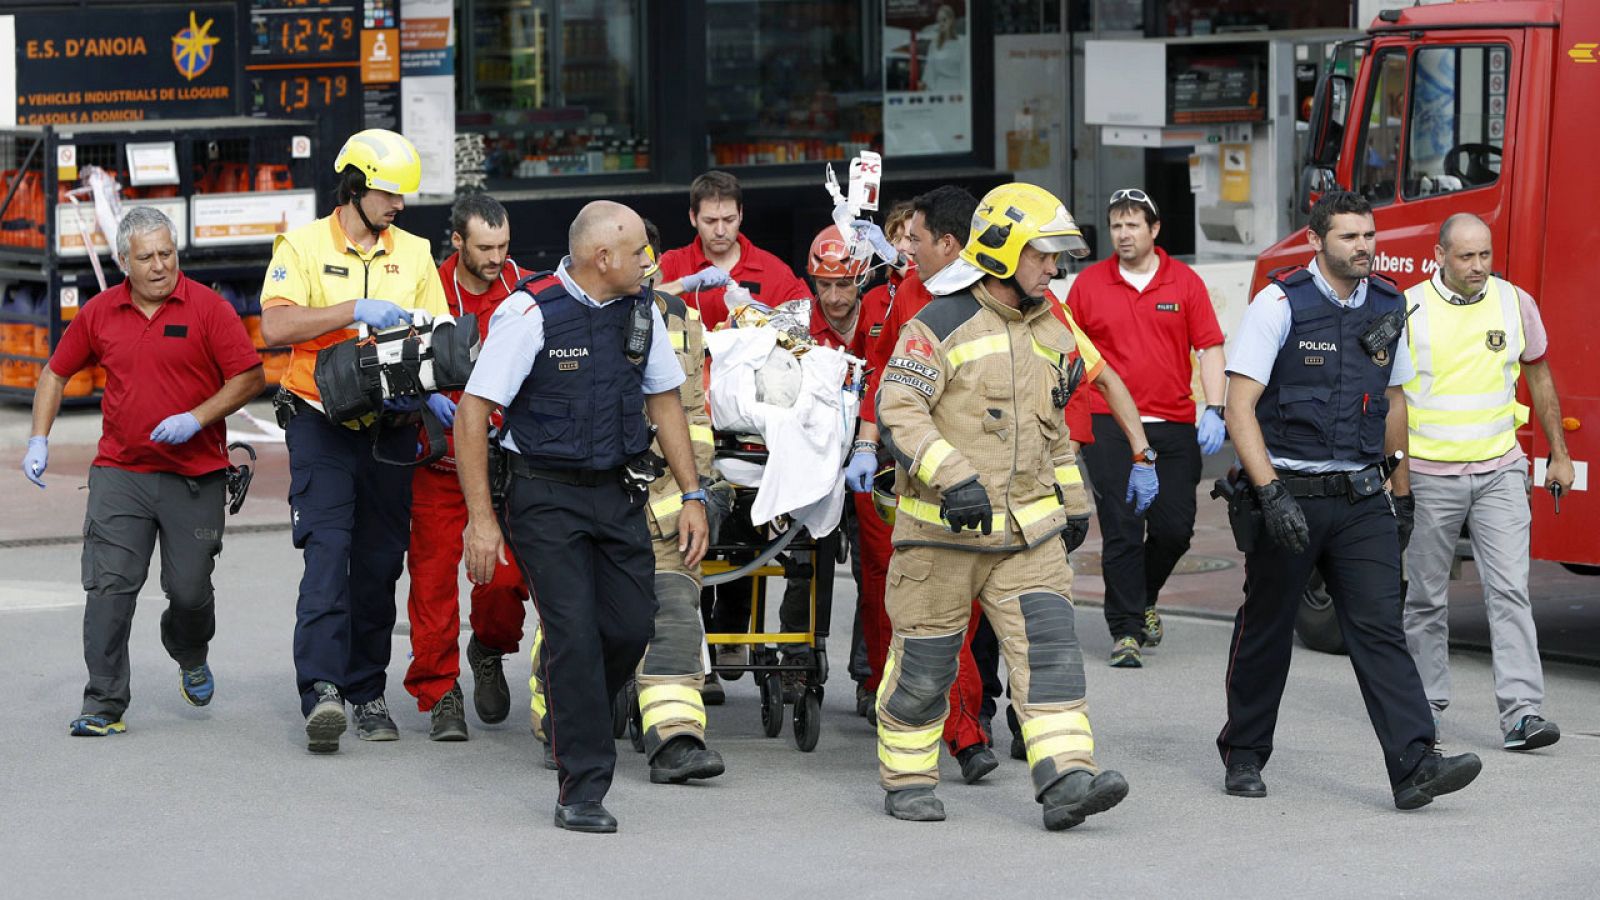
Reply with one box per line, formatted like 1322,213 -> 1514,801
457,201 -> 710,833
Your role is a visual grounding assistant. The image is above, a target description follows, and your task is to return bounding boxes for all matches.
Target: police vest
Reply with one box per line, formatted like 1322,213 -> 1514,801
1402,277 -> 1529,462
502,275 -> 652,471
1255,269 -> 1400,466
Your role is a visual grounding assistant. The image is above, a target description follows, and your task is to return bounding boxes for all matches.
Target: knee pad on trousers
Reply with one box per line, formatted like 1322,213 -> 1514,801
882,631 -> 963,726
641,572 -> 704,677
1019,592 -> 1086,703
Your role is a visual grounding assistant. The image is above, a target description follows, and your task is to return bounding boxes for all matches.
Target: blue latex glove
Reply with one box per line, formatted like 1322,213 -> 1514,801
1125,462 -> 1159,516
150,412 -> 202,445
384,396 -> 422,414
426,393 -> 457,429
852,219 -> 898,263
1197,407 -> 1227,456
22,436 -> 47,488
680,266 -> 731,291
353,298 -> 411,330
844,449 -> 877,493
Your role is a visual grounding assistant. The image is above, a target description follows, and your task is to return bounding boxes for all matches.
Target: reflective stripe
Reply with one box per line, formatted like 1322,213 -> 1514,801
1031,337 -> 1063,366
652,493 -> 683,518
1054,464 -> 1083,486
671,330 -> 690,351
1413,415 -> 1519,442
898,495 -> 1005,533
1026,733 -> 1095,767
878,745 -> 940,773
880,723 -> 943,750
1013,494 -> 1063,527
946,334 -> 1008,368
639,683 -> 702,708
1021,710 -> 1092,742
688,424 -> 714,446
916,439 -> 956,485
530,685 -> 547,719
641,700 -> 707,733
528,627 -> 545,713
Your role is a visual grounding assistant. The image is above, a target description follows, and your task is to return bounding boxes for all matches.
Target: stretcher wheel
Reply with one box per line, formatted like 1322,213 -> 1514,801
760,672 -> 784,738
793,689 -> 821,752
611,681 -> 634,739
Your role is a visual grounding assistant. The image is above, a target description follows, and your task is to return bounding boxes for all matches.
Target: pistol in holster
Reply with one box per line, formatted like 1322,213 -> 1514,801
487,440 -> 510,510
1212,470 -> 1263,554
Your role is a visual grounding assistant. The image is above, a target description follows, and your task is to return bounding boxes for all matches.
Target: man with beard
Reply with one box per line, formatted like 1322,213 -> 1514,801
1218,190 -> 1482,809
403,193 -> 530,740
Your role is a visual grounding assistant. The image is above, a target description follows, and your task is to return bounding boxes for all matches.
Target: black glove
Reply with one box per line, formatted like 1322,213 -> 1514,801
623,447 -> 666,491
940,476 -> 993,535
1062,514 -> 1090,553
1392,493 -> 1415,551
1254,480 -> 1309,555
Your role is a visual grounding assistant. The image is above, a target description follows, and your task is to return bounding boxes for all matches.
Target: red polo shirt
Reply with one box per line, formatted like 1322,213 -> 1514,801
658,232 -> 811,329
809,283 -> 892,358
1065,248 -> 1224,423
49,274 -> 262,476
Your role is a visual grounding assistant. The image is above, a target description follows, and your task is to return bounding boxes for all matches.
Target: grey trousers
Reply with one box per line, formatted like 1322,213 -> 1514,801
80,466 -> 226,718
1403,466 -> 1544,732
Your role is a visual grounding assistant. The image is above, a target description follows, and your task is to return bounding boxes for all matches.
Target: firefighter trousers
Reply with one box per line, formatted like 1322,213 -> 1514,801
404,464 -> 527,712
877,539 -> 1096,798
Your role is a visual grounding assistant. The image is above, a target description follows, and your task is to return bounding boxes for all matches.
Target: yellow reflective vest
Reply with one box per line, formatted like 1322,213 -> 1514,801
1402,276 -> 1529,462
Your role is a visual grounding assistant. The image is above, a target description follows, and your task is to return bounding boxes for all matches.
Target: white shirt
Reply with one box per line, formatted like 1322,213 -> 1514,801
1119,263 -> 1157,294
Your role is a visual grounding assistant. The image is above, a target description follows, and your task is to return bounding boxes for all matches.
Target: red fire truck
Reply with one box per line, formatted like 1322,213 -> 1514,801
1249,0 -> 1597,647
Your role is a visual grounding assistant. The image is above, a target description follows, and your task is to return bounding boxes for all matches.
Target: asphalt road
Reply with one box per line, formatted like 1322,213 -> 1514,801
2,530 -> 1597,898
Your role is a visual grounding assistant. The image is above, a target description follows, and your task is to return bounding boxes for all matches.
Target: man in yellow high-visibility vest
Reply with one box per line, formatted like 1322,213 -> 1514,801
1401,213 -> 1575,753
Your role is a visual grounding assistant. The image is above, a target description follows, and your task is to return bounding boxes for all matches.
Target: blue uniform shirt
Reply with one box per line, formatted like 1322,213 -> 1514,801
1227,258 -> 1413,473
466,257 -> 685,452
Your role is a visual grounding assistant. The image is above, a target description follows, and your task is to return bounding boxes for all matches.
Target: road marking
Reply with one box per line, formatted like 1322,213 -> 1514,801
0,581 -> 88,612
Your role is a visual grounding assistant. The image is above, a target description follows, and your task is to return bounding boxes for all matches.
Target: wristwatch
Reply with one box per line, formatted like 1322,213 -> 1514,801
1205,404 -> 1225,417
681,489 -> 707,505
1132,447 -> 1158,465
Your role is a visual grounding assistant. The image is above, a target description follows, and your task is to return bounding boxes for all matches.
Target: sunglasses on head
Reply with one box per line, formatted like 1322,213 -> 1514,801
1109,188 -> 1159,217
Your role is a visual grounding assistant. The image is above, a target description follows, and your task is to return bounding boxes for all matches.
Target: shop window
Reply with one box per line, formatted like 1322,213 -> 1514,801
456,0 -> 648,182
1403,45 -> 1506,200
1353,51 -> 1407,208
706,0 -> 885,166
1147,0 -> 1348,37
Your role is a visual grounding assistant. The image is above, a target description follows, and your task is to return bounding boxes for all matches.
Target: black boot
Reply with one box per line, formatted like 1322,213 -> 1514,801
1393,750 -> 1481,810
1040,769 -> 1128,831
884,787 -> 945,822
466,636 -> 510,725
649,735 -> 726,784
554,802 -> 617,833
429,683 -> 469,742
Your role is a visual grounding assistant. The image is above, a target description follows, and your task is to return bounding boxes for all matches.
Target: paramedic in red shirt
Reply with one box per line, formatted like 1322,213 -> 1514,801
403,193 -> 530,739
24,206 -> 265,737
1065,189 -> 1227,669
657,170 -> 811,328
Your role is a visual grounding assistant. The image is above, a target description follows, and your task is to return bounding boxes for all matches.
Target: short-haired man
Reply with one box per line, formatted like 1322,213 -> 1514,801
1401,213 -> 1574,752
402,192 -> 530,740
1066,189 -> 1227,668
657,170 -> 811,328
24,207 -> 264,736
261,129 -> 451,753
1220,190 -> 1480,808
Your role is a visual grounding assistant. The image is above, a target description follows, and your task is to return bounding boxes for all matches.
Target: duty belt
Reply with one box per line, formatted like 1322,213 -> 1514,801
506,451 -> 622,486
1275,464 -> 1381,499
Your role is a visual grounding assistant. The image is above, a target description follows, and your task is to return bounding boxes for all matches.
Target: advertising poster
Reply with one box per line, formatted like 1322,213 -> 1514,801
12,6 -> 236,125
401,0 -> 456,196
883,0 -> 971,156
994,33 -> 1067,198
191,190 -> 317,247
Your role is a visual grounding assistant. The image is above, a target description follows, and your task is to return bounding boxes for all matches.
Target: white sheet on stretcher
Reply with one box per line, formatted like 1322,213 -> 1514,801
703,326 -> 859,537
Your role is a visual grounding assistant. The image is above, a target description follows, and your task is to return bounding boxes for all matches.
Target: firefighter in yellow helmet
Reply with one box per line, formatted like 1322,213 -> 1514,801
529,221 -> 725,784
873,182 -> 1156,829
260,128 -> 449,753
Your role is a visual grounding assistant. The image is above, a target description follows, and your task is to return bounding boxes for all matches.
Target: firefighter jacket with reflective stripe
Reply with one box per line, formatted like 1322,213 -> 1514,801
646,290 -> 714,539
503,278 -> 651,470
876,283 -> 1078,552
1255,269 -> 1399,466
1402,276 -> 1529,462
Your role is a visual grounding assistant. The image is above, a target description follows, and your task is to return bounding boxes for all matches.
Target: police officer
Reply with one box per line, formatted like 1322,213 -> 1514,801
527,219 -> 725,786
260,129 -> 451,753
1218,191 -> 1481,809
874,183 -> 1150,830
457,201 -> 710,834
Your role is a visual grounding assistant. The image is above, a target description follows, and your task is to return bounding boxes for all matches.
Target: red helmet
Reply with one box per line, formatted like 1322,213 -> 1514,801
807,225 -> 867,279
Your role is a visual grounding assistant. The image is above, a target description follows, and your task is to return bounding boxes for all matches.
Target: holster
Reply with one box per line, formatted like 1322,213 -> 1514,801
1346,465 -> 1385,502
487,440 -> 510,510
1212,471 -> 1262,554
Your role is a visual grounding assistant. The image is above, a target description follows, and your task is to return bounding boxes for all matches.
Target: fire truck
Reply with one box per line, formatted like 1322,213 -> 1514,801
1248,0 -> 1598,648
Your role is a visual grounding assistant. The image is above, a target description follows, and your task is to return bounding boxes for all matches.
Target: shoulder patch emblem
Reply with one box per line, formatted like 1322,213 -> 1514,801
270,265 -> 288,282
905,335 -> 934,361
1485,329 -> 1507,352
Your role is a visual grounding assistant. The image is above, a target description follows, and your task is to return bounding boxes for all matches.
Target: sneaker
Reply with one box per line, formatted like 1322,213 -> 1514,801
1224,762 -> 1266,797
1142,608 -> 1164,648
353,696 -> 399,742
69,714 -> 126,737
1040,769 -> 1128,831
1504,715 -> 1560,752
179,663 -> 215,707
429,683 -> 469,742
700,672 -> 726,706
1108,636 -> 1143,668
466,636 -> 510,725
956,744 -> 999,784
1393,749 -> 1482,810
715,645 -> 746,681
305,681 -> 347,754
